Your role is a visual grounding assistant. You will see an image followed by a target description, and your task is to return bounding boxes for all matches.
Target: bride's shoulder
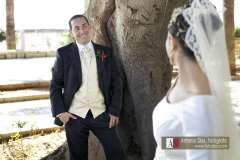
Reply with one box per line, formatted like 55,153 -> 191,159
181,95 -> 220,116
184,95 -> 218,104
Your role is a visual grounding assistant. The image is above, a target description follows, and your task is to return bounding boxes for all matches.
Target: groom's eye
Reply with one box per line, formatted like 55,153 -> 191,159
74,27 -> 79,31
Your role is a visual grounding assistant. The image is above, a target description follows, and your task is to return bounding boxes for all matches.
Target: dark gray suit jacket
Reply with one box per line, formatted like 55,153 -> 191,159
49,41 -> 122,126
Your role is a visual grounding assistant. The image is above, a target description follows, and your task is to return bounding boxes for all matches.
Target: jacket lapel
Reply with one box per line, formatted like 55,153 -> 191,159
69,42 -> 82,84
93,42 -> 104,92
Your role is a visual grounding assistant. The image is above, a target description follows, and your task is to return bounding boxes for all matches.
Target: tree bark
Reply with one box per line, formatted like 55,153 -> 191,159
223,0 -> 236,75
44,0 -> 188,159
106,1 -> 187,159
6,0 -> 16,50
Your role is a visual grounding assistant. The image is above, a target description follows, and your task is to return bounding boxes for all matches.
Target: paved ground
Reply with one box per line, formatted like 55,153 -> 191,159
0,99 -> 56,134
0,57 -> 55,84
0,57 -> 239,135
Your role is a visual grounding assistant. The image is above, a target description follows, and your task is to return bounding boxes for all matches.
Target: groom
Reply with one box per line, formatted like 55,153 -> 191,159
49,15 -> 127,160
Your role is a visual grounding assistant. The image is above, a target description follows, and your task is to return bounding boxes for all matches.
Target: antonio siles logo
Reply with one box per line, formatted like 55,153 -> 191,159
166,138 -> 180,148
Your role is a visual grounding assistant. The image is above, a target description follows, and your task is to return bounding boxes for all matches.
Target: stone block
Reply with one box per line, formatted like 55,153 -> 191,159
25,51 -> 46,58
46,50 -> 56,57
16,51 -> 25,58
0,54 -> 5,59
5,53 -> 16,59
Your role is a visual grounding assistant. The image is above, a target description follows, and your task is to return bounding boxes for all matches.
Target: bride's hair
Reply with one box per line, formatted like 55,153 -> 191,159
167,0 -> 221,61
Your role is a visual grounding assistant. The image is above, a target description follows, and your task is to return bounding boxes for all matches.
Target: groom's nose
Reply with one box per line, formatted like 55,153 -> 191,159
79,27 -> 85,34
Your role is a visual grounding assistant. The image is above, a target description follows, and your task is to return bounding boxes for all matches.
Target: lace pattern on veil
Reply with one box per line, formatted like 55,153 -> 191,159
183,0 -> 217,73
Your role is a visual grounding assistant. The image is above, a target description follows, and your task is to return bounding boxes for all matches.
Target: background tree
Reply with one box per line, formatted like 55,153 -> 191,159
6,0 -> 16,50
44,0 -> 188,159
235,27 -> 240,38
0,30 -> 6,42
223,0 -> 235,75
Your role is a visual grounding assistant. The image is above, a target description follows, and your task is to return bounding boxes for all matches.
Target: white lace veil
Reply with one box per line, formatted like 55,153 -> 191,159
182,0 -> 240,159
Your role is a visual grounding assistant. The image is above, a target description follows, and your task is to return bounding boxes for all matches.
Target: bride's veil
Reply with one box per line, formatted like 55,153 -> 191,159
183,0 -> 240,159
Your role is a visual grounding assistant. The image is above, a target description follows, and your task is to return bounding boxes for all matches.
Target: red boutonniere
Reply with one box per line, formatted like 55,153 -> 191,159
96,50 -> 107,61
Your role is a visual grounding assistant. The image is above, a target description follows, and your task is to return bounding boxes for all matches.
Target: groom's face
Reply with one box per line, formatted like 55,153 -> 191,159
69,17 -> 92,45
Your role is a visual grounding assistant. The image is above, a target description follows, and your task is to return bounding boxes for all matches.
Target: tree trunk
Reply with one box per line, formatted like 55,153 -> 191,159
107,1 -> 187,159
41,132 -> 105,160
223,0 -> 235,75
6,0 -> 16,50
44,0 -> 188,159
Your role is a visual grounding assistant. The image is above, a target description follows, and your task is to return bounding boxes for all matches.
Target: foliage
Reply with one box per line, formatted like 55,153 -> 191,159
233,101 -> 239,109
235,28 -> 240,38
232,101 -> 240,119
236,54 -> 240,60
59,33 -> 74,46
46,37 -> 51,48
0,30 -> 6,42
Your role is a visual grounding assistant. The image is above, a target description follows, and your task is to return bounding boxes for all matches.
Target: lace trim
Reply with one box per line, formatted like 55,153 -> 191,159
182,0 -> 216,73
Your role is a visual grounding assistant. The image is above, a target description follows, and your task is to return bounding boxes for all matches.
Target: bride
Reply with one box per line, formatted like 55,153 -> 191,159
152,0 -> 240,159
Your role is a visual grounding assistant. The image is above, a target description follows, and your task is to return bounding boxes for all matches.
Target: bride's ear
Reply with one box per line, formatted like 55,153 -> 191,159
170,35 -> 177,51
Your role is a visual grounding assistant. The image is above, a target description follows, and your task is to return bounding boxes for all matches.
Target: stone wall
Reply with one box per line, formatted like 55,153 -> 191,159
0,50 -> 56,59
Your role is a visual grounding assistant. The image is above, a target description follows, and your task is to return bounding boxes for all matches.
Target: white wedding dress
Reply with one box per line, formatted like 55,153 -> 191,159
152,95 -> 224,160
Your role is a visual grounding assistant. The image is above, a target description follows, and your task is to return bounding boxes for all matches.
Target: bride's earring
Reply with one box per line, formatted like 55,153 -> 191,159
170,50 -> 175,65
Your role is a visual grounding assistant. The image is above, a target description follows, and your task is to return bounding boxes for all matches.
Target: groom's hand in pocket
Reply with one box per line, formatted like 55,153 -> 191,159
59,112 -> 77,124
108,114 -> 119,128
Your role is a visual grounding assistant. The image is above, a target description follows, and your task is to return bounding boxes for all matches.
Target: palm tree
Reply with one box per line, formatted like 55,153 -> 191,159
6,0 -> 16,50
223,0 -> 235,75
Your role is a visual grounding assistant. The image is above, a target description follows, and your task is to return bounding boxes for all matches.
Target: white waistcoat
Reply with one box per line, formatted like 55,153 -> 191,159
69,55 -> 106,118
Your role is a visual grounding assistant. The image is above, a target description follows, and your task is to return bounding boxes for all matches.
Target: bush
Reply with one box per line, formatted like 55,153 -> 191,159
59,33 -> 74,46
236,54 -> 240,60
235,28 -> 240,38
0,31 -> 6,42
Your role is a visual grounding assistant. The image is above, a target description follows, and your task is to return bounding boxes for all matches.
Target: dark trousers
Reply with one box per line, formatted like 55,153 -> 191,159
65,110 -> 127,160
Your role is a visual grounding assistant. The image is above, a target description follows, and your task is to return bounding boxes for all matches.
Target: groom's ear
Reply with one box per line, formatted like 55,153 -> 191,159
88,24 -> 92,30
68,29 -> 73,37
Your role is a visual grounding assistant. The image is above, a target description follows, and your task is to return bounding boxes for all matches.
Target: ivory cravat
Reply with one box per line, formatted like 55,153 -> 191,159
82,46 -> 91,69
